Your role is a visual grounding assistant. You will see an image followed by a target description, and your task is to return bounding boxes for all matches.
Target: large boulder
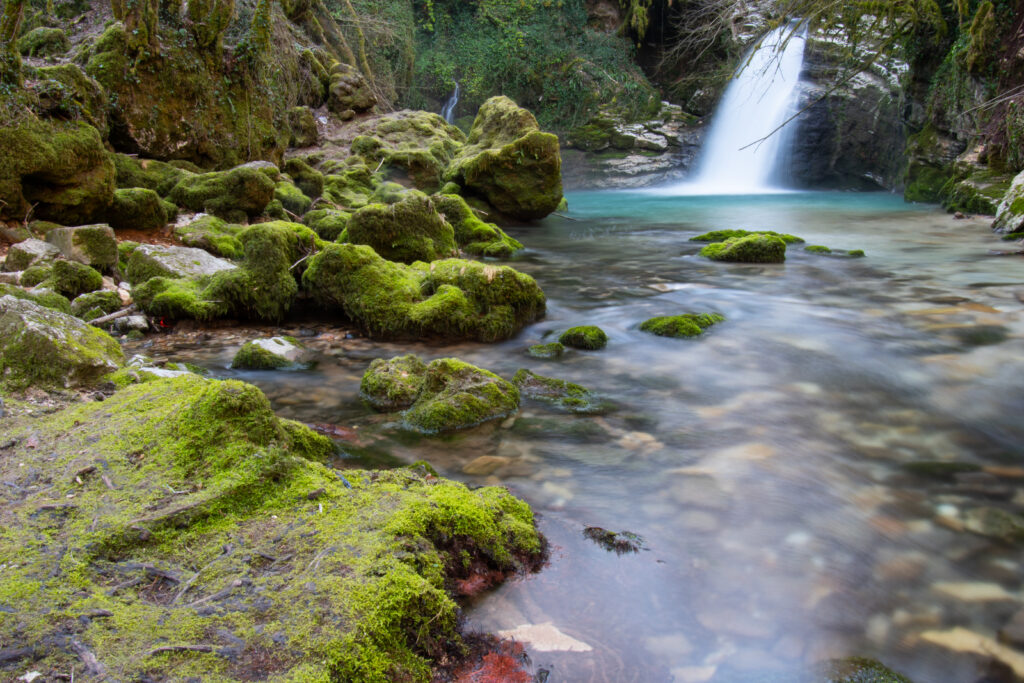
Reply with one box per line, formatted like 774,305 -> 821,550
125,244 -> 238,285
0,118 -> 115,224
172,215 -> 245,259
403,358 -> 520,433
433,194 -> 523,257
45,224 -> 118,270
167,164 -> 276,222
105,187 -> 171,232
303,243 -> 546,342
349,110 -> 466,192
327,62 -> 377,115
0,295 -> 124,390
360,354 -> 428,411
3,238 -> 60,272
444,96 -> 563,220
110,153 -> 188,195
345,195 -> 458,263
993,169 -> 1024,234
699,234 -> 787,263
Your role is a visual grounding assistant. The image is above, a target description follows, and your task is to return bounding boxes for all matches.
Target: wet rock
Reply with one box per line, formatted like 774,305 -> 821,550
932,581 -> 1018,603
512,369 -> 604,414
462,455 -> 510,476
558,325 -> 607,350
497,623 -> 592,652
0,295 -> 124,390
3,239 -> 60,272
111,315 -> 149,335
699,234 -> 787,264
999,609 -> 1024,647
963,507 -> 1024,543
527,342 -> 565,359
402,358 -> 519,434
126,245 -> 238,285
231,337 -> 307,370
45,225 -> 117,270
993,169 -> 1024,234
359,354 -> 427,411
582,526 -> 643,554
639,313 -> 724,338
921,627 -> 1024,678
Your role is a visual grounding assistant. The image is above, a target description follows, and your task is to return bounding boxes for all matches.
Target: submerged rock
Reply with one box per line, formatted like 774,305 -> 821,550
691,229 -> 804,244
231,337 -> 308,370
817,656 -> 914,682
0,295 -> 123,390
639,313 -> 724,338
583,526 -> 644,554
527,341 -> 566,359
558,325 -> 608,350
512,369 -> 604,414
303,244 -> 545,342
700,234 -> 787,263
0,375 -> 543,680
403,358 -> 520,433
361,354 -> 429,411
445,96 -> 563,220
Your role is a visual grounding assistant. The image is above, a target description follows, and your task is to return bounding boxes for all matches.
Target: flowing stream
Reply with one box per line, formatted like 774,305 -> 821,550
442,82 -> 461,124
131,191 -> 1024,682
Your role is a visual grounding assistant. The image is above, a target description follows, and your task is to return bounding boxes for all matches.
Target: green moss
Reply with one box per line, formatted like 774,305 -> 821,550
20,264 -> 52,287
558,325 -> 607,350
45,224 -> 119,271
1002,231 -> 1024,241
33,64 -> 110,137
690,229 -> 804,244
527,341 -> 565,359
167,165 -> 276,221
172,215 -> 244,259
350,111 -> 467,193
70,289 -> 122,321
17,26 -> 69,57
132,277 -> 226,320
322,162 -> 379,210
639,313 -> 724,338
287,106 -> 319,147
848,249 -> 866,257
904,164 -> 951,204
275,179 -> 313,217
699,234 -> 787,263
512,368 -> 603,414
231,338 -> 303,370
304,208 -> 352,241
106,187 -> 168,232
818,657 -> 914,682
0,283 -> 71,314
303,244 -> 545,342
110,154 -> 188,196
805,245 -> 833,254
567,118 -> 615,152
402,358 -> 519,434
50,260 -> 104,298
360,354 -> 428,411
433,193 -> 523,257
283,157 -> 324,198
346,195 -> 457,264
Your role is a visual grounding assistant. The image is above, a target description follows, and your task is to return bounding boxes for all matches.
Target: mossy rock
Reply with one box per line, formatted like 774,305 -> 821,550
274,179 -> 313,217
700,234 -> 787,263
361,354 -> 428,411
0,295 -> 124,390
558,325 -> 607,350
322,162 -> 378,210
527,341 -> 565,359
817,657 -> 914,682
403,358 -> 520,433
45,224 -> 118,270
512,368 -> 603,414
804,245 -> 866,258
132,276 -> 226,321
20,264 -> 54,287
328,62 -> 377,114
32,64 -> 109,138
444,96 -> 563,221
231,337 -> 307,370
303,208 -> 351,241
346,195 -> 458,264
172,215 -> 245,259
567,118 -> 616,152
17,27 -> 70,57
994,169 -> 1024,234
50,259 -> 104,298
283,157 -> 325,198
904,163 -> 952,204
125,244 -> 238,285
288,106 -> 319,147
110,153 -> 188,196
0,374 -> 543,680
639,313 -> 724,338
70,289 -> 122,321
167,164 -> 276,221
434,193 -> 523,257
3,238 -> 60,272
303,244 -> 546,342
690,229 -> 804,244
0,117 -> 115,224
106,187 -> 169,232
0,283 -> 71,314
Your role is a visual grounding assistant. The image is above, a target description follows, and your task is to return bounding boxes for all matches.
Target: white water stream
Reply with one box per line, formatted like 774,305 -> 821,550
442,82 -> 460,124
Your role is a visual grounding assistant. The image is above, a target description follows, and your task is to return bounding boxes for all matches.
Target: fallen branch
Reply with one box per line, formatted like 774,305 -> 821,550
69,638 -> 105,678
87,306 -> 137,326
552,212 -> 579,222
145,644 -> 215,657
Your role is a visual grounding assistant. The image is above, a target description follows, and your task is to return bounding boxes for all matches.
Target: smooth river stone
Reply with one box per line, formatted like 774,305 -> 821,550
461,455 -> 509,476
497,622 -> 593,652
920,627 -> 1024,677
932,581 -> 1019,603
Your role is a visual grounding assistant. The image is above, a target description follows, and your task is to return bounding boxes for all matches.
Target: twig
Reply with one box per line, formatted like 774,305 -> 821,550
69,638 -> 105,678
373,157 -> 386,174
289,253 -> 312,271
552,212 -> 579,222
145,644 -> 215,657
87,306 -> 137,326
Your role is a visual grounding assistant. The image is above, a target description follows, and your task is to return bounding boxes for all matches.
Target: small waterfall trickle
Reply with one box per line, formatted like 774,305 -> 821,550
667,24 -> 807,195
441,82 -> 460,124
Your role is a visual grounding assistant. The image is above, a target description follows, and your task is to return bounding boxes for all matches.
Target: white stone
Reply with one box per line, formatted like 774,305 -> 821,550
497,623 -> 593,652
993,169 -> 1024,234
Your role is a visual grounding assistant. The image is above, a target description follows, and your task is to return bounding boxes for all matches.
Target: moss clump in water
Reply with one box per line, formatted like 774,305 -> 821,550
699,234 -> 787,263
527,341 -> 565,359
805,245 -> 833,254
558,325 -> 608,350
639,313 -> 724,338
361,354 -> 429,411
818,656 -> 914,682
403,358 -> 520,433
512,368 -> 604,414
230,337 -> 306,370
690,229 -> 804,244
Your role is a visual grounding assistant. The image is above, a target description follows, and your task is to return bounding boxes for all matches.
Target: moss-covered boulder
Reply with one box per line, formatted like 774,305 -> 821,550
132,277 -> 226,321
0,283 -> 71,314
303,244 -> 546,342
361,354 -> 429,411
304,208 -> 351,241
70,289 -> 122,321
527,341 -> 565,359
274,179 -> 313,217
639,313 -> 724,338
3,238 -> 60,272
167,164 -> 276,221
20,264 -> 54,288
16,27 -> 70,57
434,193 -> 523,257
818,657 -> 914,682
50,259 -> 104,298
111,153 -> 188,196
288,105 -> 319,147
0,295 -> 124,390
125,244 -> 238,285
231,336 -> 308,370
322,162 -> 378,209
32,64 -> 110,138
328,62 -> 377,115
349,110 -> 467,193
172,215 -> 245,259
993,169 -> 1024,234
283,157 -> 325,199
559,325 -> 607,350
44,224 -> 118,270
512,369 -> 603,414
403,358 -> 520,433
0,118 -> 115,224
0,375 -> 543,680
105,187 -> 169,232
444,96 -> 563,220
699,234 -> 787,263
346,195 -> 458,264
690,229 -> 804,244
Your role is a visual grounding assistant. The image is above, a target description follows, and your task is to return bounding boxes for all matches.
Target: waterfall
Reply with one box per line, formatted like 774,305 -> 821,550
441,82 -> 460,124
671,24 -> 807,195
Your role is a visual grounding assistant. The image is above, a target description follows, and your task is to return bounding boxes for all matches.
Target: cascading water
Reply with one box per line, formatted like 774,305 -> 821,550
670,24 -> 807,194
441,82 -> 460,124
